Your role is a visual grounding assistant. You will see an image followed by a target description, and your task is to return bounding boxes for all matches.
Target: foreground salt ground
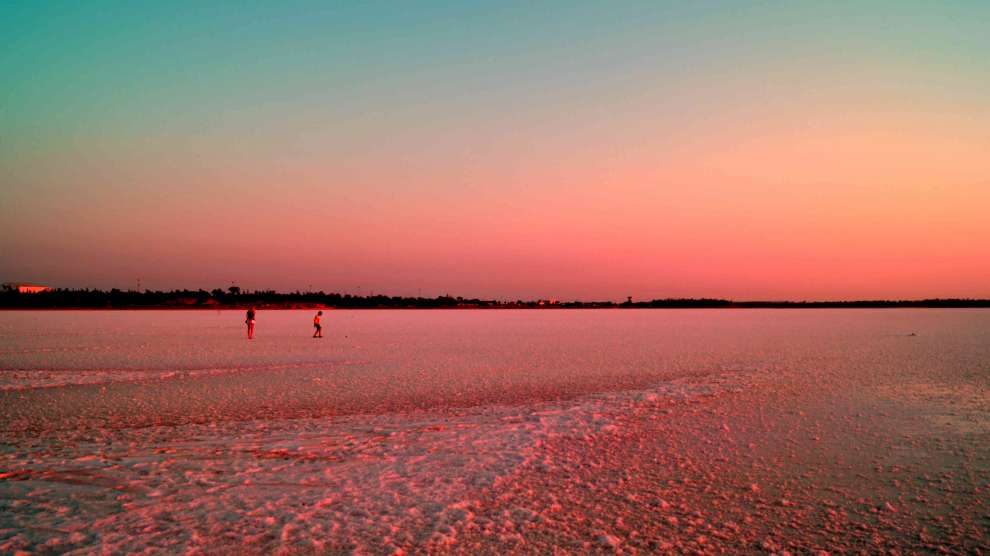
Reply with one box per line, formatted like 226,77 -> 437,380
1,309 -> 989,553
1,377 -> 733,554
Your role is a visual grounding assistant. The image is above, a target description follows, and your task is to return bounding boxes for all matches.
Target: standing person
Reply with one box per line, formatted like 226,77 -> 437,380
245,307 -> 256,339
313,310 -> 323,338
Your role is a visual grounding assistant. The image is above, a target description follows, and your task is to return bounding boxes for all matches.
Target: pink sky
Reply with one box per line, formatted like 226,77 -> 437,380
2,3 -> 988,300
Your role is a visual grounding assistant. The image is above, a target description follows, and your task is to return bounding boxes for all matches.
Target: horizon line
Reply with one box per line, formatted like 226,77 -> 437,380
3,286 -> 990,307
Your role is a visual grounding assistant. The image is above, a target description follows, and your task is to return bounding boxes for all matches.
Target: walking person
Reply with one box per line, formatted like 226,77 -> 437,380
313,310 -> 323,338
245,307 -> 256,339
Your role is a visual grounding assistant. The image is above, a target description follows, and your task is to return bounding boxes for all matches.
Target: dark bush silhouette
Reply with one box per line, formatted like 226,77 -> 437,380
0,287 -> 987,310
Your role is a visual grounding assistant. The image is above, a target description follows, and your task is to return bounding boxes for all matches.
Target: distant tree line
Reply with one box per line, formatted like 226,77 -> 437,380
0,287 -> 479,309
0,288 -> 988,309
620,298 -> 990,308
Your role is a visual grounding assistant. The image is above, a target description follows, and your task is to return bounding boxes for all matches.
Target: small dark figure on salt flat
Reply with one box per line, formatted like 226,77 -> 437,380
245,307 -> 256,339
313,311 -> 323,338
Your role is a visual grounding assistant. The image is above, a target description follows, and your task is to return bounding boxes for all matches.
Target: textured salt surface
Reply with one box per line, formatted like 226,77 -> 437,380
1,309 -> 988,553
0,379 -> 731,554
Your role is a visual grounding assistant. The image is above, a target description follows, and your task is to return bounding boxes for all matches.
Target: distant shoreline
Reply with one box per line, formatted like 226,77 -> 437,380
2,289 -> 989,311
2,306 -> 990,311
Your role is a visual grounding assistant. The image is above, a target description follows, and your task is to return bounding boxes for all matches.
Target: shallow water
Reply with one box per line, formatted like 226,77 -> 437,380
1,309 -> 988,553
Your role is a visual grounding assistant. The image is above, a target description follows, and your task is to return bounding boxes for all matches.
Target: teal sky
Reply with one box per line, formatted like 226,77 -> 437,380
2,2 -> 988,299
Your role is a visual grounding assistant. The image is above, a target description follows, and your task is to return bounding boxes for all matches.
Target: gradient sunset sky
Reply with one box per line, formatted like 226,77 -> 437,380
2,1 -> 988,300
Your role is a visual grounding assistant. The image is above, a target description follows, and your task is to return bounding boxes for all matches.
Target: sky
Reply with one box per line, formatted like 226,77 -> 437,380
1,1 -> 988,301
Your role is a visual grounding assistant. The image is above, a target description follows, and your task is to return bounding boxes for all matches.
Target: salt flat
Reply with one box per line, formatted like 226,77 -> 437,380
1,309 -> 988,553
